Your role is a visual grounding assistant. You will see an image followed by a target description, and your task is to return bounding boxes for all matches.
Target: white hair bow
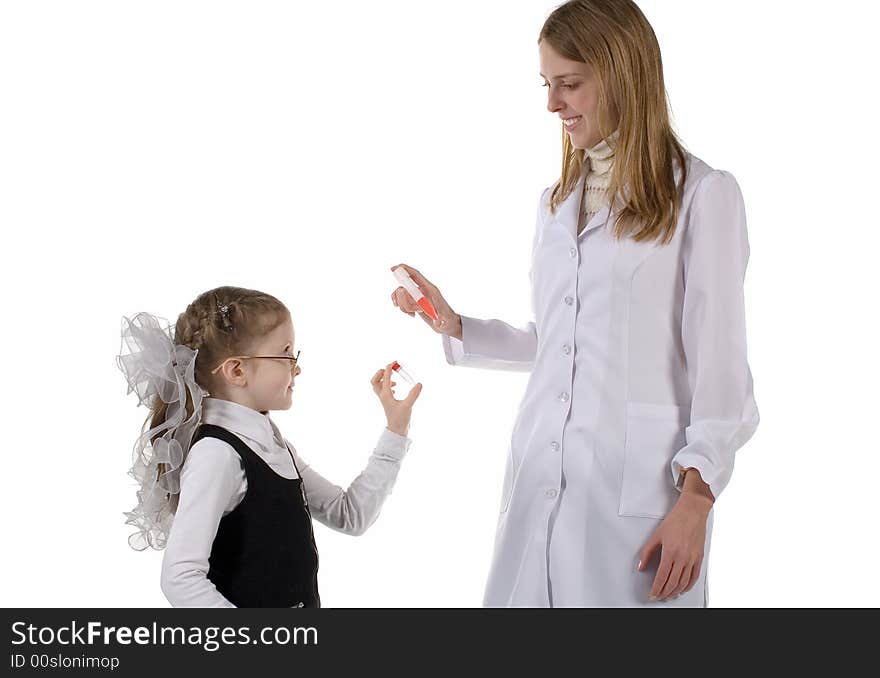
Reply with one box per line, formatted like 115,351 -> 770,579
117,313 -> 208,551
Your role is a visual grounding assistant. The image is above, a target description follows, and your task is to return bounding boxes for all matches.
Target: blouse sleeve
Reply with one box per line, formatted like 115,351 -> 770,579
159,438 -> 241,608
289,428 -> 411,536
670,170 -> 760,500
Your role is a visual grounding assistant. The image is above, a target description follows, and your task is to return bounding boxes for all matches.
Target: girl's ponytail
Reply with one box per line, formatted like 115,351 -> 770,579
118,313 -> 205,551
119,286 -> 289,551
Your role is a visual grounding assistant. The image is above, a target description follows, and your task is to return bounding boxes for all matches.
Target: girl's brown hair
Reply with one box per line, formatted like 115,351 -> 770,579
540,0 -> 688,244
147,286 -> 289,479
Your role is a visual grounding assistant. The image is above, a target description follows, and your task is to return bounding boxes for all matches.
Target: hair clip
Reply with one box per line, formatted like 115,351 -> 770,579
217,301 -> 233,330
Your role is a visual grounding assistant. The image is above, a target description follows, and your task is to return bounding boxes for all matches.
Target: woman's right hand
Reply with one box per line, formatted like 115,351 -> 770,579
390,263 -> 462,340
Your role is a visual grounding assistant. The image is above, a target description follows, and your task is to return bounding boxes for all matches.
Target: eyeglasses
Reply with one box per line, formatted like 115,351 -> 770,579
211,350 -> 301,375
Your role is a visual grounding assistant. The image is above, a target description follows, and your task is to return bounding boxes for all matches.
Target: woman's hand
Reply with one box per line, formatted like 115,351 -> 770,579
637,489 -> 713,602
371,362 -> 423,437
390,263 -> 462,340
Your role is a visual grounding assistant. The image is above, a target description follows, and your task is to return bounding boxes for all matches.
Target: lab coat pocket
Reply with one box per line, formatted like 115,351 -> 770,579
619,402 -> 689,519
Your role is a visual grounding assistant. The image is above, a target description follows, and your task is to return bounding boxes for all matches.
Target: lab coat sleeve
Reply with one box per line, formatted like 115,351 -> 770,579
670,170 -> 760,500
288,428 -> 411,536
440,188 -> 548,372
160,438 -> 240,608
441,315 -> 537,371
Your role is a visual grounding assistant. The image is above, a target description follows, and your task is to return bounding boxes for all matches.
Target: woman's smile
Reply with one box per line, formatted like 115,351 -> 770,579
562,115 -> 583,131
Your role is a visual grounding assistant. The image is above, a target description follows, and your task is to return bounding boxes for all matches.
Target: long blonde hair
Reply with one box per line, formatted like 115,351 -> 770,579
540,0 -> 688,245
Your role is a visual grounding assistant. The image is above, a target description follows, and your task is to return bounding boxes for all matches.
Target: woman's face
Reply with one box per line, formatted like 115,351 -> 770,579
539,40 -> 612,150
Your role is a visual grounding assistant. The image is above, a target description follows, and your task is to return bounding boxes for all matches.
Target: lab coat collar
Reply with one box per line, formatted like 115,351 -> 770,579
553,146 -> 690,241
553,170 -> 618,241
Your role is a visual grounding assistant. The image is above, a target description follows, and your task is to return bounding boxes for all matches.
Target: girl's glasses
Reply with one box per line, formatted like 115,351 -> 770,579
211,350 -> 301,375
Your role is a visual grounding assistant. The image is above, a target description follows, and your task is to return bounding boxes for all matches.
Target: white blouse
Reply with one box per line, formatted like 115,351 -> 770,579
160,397 -> 412,607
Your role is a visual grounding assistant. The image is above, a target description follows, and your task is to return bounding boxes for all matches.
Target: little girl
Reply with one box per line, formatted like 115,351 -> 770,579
118,285 -> 422,608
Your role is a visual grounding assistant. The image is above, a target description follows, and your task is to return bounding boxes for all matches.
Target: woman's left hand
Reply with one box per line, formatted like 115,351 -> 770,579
637,491 -> 713,602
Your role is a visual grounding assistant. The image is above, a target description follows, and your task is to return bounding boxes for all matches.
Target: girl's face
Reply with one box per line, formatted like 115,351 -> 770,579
539,40 -> 614,150
242,315 -> 301,413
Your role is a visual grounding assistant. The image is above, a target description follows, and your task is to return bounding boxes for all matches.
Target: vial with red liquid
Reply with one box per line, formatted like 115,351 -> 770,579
392,266 -> 439,322
391,361 -> 416,386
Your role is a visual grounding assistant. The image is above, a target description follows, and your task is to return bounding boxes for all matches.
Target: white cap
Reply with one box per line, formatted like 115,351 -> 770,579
393,267 -> 424,301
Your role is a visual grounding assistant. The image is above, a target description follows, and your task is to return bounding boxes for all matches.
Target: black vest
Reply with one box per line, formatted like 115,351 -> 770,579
191,423 -> 320,608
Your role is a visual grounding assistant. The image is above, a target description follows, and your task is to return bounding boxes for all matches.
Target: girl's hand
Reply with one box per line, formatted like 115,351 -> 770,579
370,362 -> 423,437
636,492 -> 713,602
390,263 -> 462,340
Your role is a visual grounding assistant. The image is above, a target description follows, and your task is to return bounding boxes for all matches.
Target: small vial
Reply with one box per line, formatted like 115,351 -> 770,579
391,361 -> 416,385
393,266 -> 439,321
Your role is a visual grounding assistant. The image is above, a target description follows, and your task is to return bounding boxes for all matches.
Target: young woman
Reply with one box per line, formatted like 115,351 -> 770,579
390,0 -> 759,607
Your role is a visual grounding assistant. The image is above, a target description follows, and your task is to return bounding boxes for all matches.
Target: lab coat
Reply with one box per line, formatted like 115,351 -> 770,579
442,153 -> 759,607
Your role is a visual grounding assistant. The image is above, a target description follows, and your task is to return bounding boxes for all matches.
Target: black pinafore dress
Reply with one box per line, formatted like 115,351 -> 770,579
191,423 -> 321,608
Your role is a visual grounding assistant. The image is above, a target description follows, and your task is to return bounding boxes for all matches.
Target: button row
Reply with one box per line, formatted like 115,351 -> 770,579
552,275 -> 574,501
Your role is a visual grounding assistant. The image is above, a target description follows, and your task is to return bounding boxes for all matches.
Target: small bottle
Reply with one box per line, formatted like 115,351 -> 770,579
391,361 -> 416,385
392,267 -> 439,321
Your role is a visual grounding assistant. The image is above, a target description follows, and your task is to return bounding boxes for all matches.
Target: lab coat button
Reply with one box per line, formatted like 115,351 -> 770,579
545,489 -> 558,499
551,442 -> 560,452
569,248 -> 577,258
563,344 -> 571,355
559,392 -> 570,403
564,296 -> 574,306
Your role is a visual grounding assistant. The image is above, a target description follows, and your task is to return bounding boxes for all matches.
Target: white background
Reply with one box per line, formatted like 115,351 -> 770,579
1,1 -> 878,608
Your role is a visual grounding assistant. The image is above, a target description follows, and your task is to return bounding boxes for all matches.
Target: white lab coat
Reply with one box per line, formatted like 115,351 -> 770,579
442,152 -> 759,607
